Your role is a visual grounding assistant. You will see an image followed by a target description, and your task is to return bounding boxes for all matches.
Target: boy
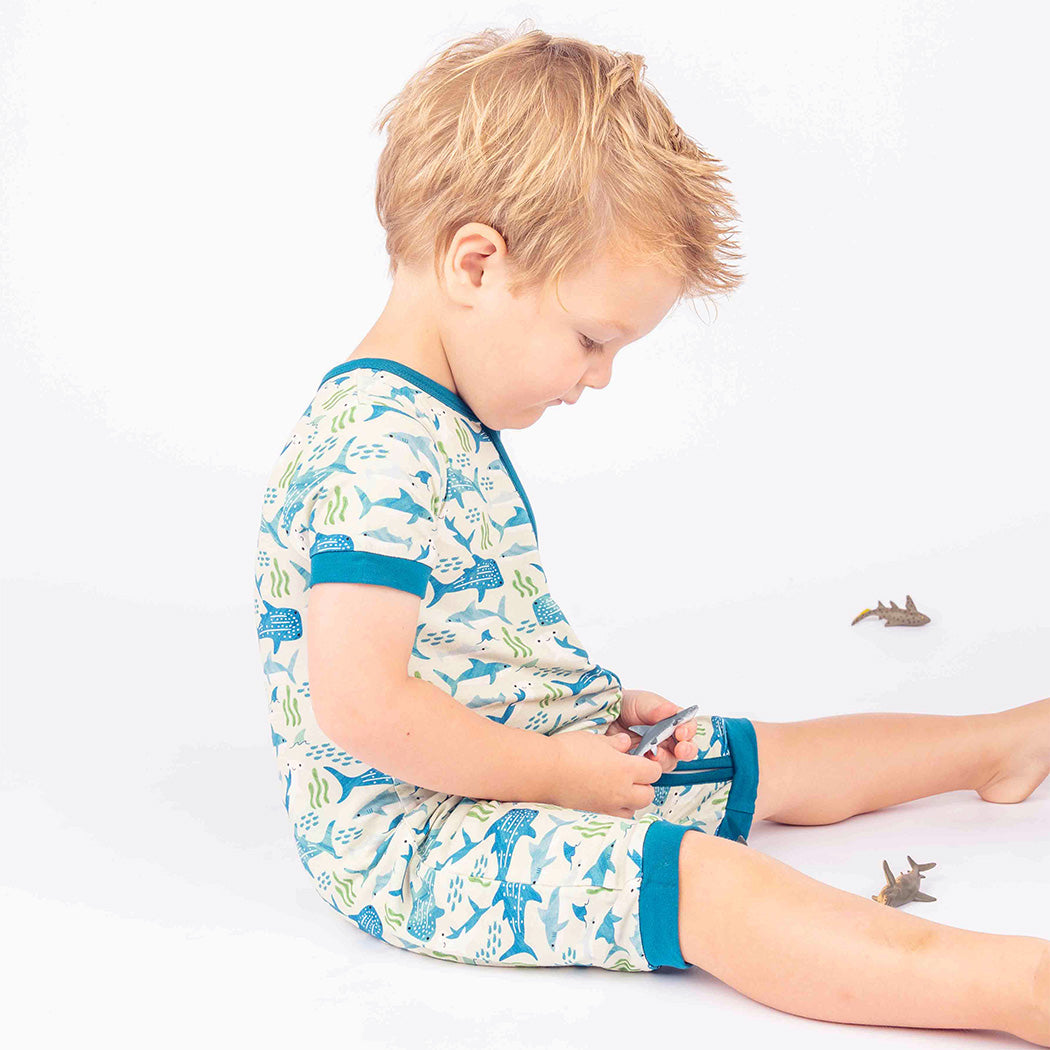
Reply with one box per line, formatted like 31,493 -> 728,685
254,25 -> 1050,1043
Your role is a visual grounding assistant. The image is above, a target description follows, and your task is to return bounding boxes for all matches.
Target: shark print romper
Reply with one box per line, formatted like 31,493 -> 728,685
253,357 -> 759,972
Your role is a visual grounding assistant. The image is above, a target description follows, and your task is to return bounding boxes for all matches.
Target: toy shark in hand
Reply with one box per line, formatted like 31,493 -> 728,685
851,594 -> 931,627
871,855 -> 937,907
626,704 -> 701,758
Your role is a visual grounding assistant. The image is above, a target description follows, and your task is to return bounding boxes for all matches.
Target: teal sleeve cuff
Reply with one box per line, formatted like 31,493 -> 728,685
309,549 -> 432,598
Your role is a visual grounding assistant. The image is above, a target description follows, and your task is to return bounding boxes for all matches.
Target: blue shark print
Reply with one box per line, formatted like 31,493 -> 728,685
482,705 -> 514,726
445,464 -> 486,507
434,656 -> 514,697
277,436 -> 361,536
356,485 -> 431,526
363,526 -> 414,550
494,881 -> 543,962
533,594 -> 567,626
527,815 -> 579,881
538,886 -> 571,952
344,820 -> 401,881
446,898 -> 491,942
322,764 -> 397,803
309,532 -> 358,556
256,599 -> 302,655
555,663 -> 622,698
498,504 -> 533,533
582,839 -> 619,887
407,866 -> 447,940
553,633 -> 589,660
595,904 -> 624,950
502,540 -> 538,556
254,358 -> 759,972
361,401 -> 426,427
294,818 -> 340,872
258,510 -> 290,551
262,646 -> 300,684
483,809 -> 540,878
426,551 -> 505,607
387,428 -> 443,476
447,595 -> 512,628
351,905 -> 384,939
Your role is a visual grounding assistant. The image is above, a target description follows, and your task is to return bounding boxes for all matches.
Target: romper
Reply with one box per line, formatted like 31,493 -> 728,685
253,356 -> 759,972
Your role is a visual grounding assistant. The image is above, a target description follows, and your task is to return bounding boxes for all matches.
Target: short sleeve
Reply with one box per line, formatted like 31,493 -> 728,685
287,398 -> 448,598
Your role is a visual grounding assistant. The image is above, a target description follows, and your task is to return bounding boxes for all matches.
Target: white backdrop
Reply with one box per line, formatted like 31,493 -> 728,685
3,2 -> 1047,1048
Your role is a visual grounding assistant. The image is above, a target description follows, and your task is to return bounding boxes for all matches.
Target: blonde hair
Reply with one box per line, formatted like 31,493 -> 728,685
372,21 -> 746,311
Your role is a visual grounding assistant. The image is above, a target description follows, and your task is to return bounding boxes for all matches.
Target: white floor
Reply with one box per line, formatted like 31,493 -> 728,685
3,537 -> 1048,1049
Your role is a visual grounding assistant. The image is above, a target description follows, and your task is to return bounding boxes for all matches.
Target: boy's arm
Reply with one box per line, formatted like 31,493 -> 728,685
329,674 -> 565,804
307,580 -> 563,804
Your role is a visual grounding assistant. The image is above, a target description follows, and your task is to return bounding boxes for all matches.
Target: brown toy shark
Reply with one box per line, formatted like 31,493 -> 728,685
852,594 -> 930,627
872,855 -> 937,907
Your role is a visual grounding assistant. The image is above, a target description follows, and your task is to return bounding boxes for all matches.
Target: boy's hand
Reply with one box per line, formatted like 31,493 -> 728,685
603,688 -> 700,773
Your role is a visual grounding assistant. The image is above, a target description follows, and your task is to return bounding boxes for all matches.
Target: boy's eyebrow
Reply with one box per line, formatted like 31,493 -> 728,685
586,317 -> 633,336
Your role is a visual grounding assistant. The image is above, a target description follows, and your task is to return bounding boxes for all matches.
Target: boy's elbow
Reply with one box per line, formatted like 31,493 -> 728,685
312,678 -> 407,756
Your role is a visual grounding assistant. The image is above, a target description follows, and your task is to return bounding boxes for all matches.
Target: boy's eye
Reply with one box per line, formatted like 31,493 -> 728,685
578,334 -> 605,353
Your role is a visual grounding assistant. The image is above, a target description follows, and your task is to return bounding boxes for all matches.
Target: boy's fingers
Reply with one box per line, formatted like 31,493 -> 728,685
635,755 -> 664,782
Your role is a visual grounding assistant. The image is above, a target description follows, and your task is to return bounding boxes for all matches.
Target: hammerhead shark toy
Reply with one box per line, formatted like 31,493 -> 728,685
851,594 -> 931,627
872,855 -> 938,907
626,704 -> 701,758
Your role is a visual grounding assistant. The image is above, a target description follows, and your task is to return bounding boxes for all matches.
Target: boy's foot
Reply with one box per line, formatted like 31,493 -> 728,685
976,697 -> 1050,804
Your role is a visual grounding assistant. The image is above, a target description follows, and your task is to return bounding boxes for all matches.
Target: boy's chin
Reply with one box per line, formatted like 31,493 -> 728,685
484,400 -> 558,430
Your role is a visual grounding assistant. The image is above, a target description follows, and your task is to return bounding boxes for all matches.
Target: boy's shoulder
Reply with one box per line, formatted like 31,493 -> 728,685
308,359 -> 445,442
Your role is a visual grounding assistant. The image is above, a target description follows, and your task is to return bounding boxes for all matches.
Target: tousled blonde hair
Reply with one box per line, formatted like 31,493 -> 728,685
372,21 -> 746,311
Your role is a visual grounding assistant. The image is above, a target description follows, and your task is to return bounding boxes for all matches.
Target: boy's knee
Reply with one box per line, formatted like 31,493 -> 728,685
677,830 -> 776,972
679,829 -> 763,900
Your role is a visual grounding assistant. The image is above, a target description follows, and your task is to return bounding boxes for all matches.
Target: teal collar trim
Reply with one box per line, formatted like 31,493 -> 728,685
319,356 -> 479,422
318,356 -> 539,541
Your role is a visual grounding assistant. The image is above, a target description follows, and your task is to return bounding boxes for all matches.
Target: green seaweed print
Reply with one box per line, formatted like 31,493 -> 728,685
319,382 -> 359,413
464,799 -> 499,824
278,448 -> 303,489
308,767 -> 330,809
572,817 -> 615,839
451,417 -> 473,453
330,869 -> 358,909
325,405 -> 360,436
500,625 -> 533,659
512,568 -> 539,598
268,556 -> 291,598
280,685 -> 302,729
321,484 -> 349,526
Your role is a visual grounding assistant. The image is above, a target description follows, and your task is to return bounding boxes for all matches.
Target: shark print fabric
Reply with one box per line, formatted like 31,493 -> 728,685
253,357 -> 759,972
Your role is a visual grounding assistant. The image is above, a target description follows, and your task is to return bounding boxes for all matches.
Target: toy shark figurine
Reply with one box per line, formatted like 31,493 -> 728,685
626,704 -> 701,758
871,855 -> 937,907
851,594 -> 931,627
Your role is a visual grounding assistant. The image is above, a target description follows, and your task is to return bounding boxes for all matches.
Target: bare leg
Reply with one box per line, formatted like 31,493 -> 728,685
749,696 -> 1050,825
678,832 -> 1050,1044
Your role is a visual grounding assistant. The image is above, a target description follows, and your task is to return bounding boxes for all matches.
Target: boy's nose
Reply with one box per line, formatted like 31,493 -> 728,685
584,368 -> 613,392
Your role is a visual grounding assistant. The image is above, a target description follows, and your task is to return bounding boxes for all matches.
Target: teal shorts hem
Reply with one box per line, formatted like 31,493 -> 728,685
715,717 -> 759,843
639,716 -> 760,970
639,819 -> 691,970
